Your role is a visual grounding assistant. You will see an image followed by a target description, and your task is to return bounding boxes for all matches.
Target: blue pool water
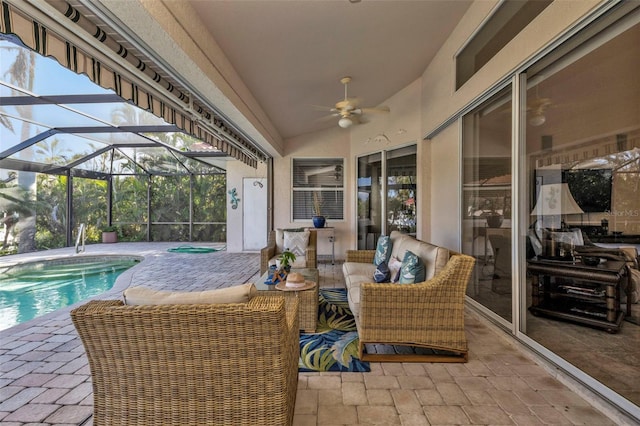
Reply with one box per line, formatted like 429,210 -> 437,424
0,257 -> 139,331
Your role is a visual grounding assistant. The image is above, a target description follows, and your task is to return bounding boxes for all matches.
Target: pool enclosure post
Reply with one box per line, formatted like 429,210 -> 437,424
147,176 -> 152,241
106,176 -> 113,227
189,174 -> 194,241
66,172 -> 73,247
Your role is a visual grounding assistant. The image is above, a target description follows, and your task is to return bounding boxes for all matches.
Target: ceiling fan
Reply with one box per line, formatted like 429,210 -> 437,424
487,83 -> 557,126
527,98 -> 552,127
317,76 -> 390,128
528,85 -> 554,127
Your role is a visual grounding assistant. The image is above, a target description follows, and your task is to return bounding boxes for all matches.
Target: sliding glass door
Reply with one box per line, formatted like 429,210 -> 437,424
462,87 -> 513,323
460,7 -> 640,409
357,145 -> 417,249
386,146 -> 417,237
357,153 -> 382,250
521,15 -> 640,407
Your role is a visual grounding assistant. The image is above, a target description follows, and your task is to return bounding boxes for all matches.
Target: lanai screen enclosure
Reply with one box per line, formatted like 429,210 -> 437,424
1,37 -> 231,254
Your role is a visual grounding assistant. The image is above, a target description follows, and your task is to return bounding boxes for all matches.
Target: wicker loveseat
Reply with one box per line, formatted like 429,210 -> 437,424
71,294 -> 299,426
343,231 -> 475,362
260,228 -> 317,274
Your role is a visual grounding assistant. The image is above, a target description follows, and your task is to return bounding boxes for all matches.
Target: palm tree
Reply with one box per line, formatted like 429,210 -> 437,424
1,43 -> 37,252
0,173 -> 36,249
33,138 -> 72,165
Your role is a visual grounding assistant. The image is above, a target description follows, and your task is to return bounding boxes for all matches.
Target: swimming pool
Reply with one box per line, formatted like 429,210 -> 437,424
0,256 -> 140,331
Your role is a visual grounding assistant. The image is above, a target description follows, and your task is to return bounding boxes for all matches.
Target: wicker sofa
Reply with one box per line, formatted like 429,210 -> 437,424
260,228 -> 317,274
71,294 -> 299,426
343,231 -> 475,362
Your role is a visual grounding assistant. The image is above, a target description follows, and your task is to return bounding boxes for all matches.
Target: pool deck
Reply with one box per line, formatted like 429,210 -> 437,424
0,243 -> 632,425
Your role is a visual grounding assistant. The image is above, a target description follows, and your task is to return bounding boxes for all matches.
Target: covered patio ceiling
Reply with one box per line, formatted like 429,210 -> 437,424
0,37 -> 229,180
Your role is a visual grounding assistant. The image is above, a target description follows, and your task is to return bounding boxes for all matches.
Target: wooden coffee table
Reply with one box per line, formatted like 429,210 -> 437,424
255,267 -> 319,332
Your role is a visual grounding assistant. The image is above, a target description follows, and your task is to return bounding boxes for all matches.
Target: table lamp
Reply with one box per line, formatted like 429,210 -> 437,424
531,183 -> 584,257
531,183 -> 584,229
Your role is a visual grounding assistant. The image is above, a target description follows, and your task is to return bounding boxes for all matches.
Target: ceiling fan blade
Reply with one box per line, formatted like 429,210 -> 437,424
335,98 -> 361,112
316,113 -> 341,122
356,115 -> 369,124
323,77 -> 387,128
530,97 -> 553,108
346,97 -> 361,106
360,105 -> 390,114
309,104 -> 336,112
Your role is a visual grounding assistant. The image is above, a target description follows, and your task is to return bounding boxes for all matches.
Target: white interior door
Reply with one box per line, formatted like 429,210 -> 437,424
243,178 -> 267,251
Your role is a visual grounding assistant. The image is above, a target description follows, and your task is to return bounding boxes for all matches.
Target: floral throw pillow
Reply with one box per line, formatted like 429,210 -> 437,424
373,235 -> 392,266
398,250 -> 426,284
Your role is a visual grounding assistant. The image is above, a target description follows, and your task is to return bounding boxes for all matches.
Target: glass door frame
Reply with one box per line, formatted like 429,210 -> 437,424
476,6 -> 640,417
356,143 -> 417,248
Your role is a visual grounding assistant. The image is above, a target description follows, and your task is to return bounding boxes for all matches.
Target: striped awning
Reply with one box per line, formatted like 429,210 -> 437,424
0,0 -> 266,167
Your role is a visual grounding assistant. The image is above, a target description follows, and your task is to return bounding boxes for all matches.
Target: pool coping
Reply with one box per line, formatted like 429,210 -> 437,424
0,254 -> 143,275
0,242 -> 228,335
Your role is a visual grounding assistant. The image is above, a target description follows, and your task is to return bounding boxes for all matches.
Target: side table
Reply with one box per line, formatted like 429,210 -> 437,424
527,258 -> 627,333
255,267 -> 319,332
306,227 -> 335,264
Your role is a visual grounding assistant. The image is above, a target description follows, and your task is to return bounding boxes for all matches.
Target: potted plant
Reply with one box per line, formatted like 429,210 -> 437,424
269,249 -> 296,284
485,211 -> 503,228
278,249 -> 296,272
101,225 -> 119,243
312,191 -> 326,228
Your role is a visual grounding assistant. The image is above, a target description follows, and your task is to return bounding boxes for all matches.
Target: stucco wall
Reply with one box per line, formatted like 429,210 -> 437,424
421,0 -> 601,134
272,127 -> 350,259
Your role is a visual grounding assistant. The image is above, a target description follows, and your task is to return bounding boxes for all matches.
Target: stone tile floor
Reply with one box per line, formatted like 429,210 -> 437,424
0,243 -> 633,425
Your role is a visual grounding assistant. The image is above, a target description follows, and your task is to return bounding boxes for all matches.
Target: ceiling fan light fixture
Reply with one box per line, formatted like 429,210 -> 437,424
338,117 -> 353,128
529,113 -> 546,127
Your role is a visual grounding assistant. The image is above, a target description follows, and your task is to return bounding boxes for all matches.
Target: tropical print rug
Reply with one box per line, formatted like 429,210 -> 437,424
299,288 -> 370,372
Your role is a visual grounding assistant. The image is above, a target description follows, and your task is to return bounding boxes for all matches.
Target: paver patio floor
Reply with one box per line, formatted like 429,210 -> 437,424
0,243 -> 631,425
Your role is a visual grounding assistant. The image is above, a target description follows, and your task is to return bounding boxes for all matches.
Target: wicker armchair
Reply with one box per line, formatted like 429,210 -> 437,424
71,295 -> 299,426
260,229 -> 317,274
345,247 -> 475,363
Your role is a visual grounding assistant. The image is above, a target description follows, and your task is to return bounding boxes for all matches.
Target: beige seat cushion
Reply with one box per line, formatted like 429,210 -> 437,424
123,283 -> 257,305
342,262 -> 378,319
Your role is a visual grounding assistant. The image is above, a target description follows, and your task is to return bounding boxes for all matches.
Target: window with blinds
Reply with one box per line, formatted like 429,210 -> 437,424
292,158 -> 344,221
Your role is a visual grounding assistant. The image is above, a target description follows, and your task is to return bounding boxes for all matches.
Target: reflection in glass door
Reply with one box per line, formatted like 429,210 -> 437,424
462,87 -> 513,323
386,146 -> 417,236
521,17 -> 640,407
357,153 -> 382,249
357,146 -> 417,249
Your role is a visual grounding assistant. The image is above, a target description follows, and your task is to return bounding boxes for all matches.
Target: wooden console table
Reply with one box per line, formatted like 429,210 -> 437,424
528,258 -> 628,333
